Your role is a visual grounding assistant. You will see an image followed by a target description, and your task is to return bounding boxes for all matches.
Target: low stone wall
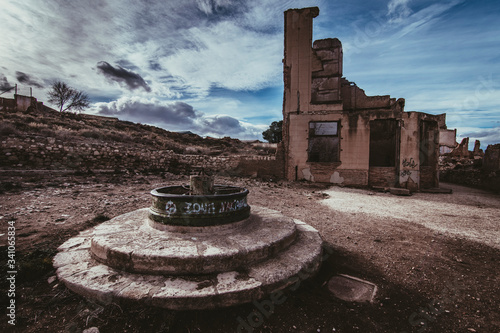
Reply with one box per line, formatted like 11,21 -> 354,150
440,169 -> 500,194
439,144 -> 500,193
233,155 -> 282,180
0,135 -> 243,174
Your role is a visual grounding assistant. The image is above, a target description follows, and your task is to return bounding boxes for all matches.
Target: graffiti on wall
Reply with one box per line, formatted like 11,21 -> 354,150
402,157 -> 418,169
400,170 -> 412,177
164,199 -> 248,216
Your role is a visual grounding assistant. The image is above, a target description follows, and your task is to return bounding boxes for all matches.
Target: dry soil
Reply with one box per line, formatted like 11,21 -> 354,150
0,172 -> 499,333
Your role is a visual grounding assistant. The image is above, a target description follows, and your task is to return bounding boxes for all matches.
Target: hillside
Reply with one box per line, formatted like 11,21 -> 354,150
0,107 -> 260,155
0,107 -> 278,176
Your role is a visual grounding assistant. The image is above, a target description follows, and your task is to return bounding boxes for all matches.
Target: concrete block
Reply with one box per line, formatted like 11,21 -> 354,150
328,274 -> 377,302
389,188 -> 411,196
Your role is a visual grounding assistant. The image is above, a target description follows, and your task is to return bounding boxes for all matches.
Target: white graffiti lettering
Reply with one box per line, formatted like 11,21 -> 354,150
184,202 -> 216,215
165,201 -> 177,216
219,199 -> 248,213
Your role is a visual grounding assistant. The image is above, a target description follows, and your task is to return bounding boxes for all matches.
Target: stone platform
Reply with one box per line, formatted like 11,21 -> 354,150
54,206 -> 323,310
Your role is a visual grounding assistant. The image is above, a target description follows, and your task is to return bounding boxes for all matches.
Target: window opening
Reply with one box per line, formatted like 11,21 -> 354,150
308,121 -> 340,162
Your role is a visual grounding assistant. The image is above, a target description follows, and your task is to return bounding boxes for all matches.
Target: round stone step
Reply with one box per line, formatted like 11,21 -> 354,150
89,207 -> 297,275
53,208 -> 324,310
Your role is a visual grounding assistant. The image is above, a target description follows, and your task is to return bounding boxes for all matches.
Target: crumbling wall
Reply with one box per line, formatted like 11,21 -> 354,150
0,97 -> 16,111
483,144 -> 500,172
15,95 -> 32,112
440,142 -> 500,193
439,128 -> 457,154
0,135 -> 244,174
311,38 -> 342,103
0,95 -> 51,113
341,79 -> 396,110
473,140 -> 485,160
450,137 -> 470,158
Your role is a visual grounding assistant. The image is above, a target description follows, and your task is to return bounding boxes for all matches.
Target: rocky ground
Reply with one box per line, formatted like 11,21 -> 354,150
0,172 -> 499,333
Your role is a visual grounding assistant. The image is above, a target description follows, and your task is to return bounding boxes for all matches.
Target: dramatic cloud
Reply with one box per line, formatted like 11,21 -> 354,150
0,75 -> 13,91
157,20 -> 282,97
0,0 -> 498,145
96,61 -> 151,92
460,127 -> 500,147
201,115 -> 246,135
93,97 -> 264,139
96,98 -> 197,128
15,71 -> 44,88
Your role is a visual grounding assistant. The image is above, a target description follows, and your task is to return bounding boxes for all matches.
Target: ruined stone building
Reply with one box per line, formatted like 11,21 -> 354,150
281,7 -> 456,191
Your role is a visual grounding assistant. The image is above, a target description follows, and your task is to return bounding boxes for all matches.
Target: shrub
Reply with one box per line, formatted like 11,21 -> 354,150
28,122 -> 49,129
80,129 -> 103,140
53,125 -> 77,141
106,131 -> 132,143
40,128 -> 56,137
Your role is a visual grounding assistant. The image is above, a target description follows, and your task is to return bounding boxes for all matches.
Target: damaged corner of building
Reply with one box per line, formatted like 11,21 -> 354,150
280,7 -> 455,193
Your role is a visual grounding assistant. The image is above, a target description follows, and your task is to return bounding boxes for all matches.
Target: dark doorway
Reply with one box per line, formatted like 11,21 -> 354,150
369,119 -> 398,187
369,119 -> 397,167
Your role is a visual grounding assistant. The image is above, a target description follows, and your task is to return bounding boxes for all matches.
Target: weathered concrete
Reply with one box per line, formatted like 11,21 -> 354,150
389,187 -> 411,196
149,185 -> 250,227
54,206 -> 323,310
90,207 -> 297,275
327,274 -> 377,303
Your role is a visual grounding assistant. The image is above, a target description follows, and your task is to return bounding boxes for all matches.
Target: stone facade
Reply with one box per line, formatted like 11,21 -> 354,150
281,7 -> 454,191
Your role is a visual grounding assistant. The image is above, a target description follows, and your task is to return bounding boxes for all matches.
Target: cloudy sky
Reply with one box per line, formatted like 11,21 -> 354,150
1,0 -> 499,148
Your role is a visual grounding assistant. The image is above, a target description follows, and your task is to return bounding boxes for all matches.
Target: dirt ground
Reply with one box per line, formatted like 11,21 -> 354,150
0,172 -> 499,333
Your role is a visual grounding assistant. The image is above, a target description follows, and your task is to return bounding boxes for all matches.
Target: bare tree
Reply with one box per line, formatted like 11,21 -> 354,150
47,81 -> 90,112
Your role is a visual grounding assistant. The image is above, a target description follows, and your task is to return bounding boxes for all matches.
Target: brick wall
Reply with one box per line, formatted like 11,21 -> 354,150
368,167 -> 397,187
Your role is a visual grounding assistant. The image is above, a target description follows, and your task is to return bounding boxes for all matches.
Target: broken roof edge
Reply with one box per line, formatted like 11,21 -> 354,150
405,111 -> 447,117
404,111 -> 448,127
313,38 -> 342,49
285,6 -> 319,17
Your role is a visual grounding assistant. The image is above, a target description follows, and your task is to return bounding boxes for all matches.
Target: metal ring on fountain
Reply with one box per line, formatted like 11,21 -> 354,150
149,185 -> 251,227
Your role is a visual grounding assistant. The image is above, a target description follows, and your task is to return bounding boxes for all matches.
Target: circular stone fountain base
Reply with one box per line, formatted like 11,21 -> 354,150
90,208 -> 298,275
54,206 -> 323,310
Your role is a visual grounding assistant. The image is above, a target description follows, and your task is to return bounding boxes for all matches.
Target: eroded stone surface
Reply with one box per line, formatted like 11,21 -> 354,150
53,206 -> 323,310
89,207 -> 297,275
